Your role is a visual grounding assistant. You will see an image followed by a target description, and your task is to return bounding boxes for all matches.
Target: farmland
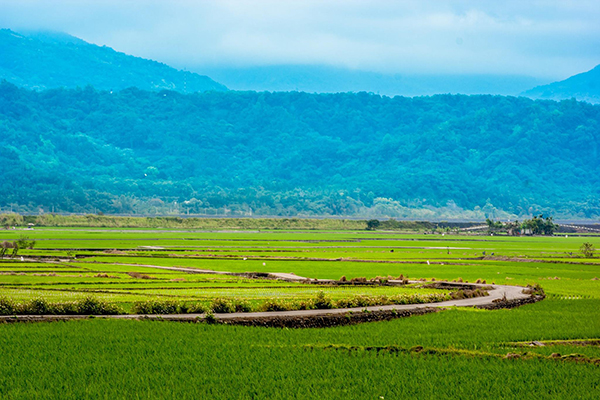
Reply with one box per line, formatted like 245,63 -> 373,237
0,225 -> 599,398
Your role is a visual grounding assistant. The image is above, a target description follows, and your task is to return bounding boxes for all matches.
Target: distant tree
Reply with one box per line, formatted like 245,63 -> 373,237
17,235 -> 36,250
580,242 -> 596,258
486,218 -> 503,233
8,236 -> 36,258
541,216 -> 558,235
505,220 -> 520,236
521,215 -> 557,235
366,219 -> 380,230
0,241 -> 16,258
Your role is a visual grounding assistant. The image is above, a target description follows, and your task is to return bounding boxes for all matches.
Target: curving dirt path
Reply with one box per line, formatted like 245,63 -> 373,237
0,262 -> 535,324
116,280 -> 530,321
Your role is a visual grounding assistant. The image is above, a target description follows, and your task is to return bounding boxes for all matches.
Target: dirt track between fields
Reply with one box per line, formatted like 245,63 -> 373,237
0,263 -> 539,326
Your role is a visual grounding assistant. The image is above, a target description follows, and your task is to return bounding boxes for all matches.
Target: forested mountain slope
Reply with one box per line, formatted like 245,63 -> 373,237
1,82 -> 599,218
0,29 -> 226,93
522,64 -> 600,104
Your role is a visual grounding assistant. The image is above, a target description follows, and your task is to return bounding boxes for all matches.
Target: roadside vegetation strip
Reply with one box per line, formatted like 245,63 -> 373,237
0,297 -> 121,316
0,281 -> 538,326
0,288 -> 477,318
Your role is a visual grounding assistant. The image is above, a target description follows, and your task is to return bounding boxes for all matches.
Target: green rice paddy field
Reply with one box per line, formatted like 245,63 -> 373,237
1,227 -> 599,399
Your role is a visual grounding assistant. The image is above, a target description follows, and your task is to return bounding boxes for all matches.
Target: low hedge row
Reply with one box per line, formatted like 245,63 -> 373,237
0,290 -> 485,316
0,297 -> 122,315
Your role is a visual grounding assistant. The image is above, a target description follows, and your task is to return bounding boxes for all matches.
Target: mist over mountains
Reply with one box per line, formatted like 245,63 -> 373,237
2,28 -> 598,101
196,65 -> 548,97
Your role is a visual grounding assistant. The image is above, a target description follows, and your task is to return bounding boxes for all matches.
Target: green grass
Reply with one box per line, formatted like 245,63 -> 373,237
0,259 -> 443,305
0,227 -> 599,398
0,314 -> 598,399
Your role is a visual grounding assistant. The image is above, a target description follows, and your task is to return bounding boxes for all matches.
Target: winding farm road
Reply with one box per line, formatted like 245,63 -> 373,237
0,262 -> 534,323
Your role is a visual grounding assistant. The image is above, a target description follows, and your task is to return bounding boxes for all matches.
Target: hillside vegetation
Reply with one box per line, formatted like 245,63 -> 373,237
1,82 -> 599,218
0,29 -> 226,93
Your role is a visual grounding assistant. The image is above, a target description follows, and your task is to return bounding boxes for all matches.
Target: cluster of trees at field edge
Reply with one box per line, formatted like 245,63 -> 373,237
486,215 -> 558,235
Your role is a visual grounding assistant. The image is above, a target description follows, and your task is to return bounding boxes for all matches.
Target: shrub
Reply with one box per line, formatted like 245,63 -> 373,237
131,301 -> 153,314
0,297 -> 16,315
187,303 -> 207,314
523,284 -> 545,296
204,311 -> 216,324
52,302 -> 78,315
450,289 -> 488,300
580,242 -> 596,258
259,299 -> 290,312
0,297 -> 124,315
335,298 -> 356,308
371,276 -> 388,284
16,235 -> 36,251
312,291 -> 332,309
296,300 -> 314,310
233,300 -> 252,313
354,295 -> 376,307
76,297 -> 122,315
210,298 -> 236,313
390,295 -> 409,305
131,299 -> 179,314
177,302 -> 190,314
23,298 -> 51,314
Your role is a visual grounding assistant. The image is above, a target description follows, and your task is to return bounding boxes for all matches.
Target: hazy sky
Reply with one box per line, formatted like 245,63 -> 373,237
1,0 -> 599,79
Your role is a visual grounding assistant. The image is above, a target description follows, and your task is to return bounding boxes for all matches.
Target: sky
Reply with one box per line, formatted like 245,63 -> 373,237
1,0 -> 599,79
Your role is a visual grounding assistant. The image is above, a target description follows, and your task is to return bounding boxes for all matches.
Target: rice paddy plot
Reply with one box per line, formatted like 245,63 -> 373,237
1,226 -> 600,399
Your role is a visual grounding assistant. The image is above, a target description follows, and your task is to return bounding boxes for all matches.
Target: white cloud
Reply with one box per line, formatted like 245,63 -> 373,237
0,0 -> 599,78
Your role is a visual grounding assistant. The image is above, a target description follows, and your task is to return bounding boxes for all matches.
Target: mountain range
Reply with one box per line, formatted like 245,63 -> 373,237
1,28 -> 599,219
2,28 -> 599,102
521,64 -> 600,104
0,29 -> 226,93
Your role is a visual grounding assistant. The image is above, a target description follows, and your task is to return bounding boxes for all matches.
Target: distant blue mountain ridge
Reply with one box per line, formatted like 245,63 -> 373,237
0,29 -> 227,93
2,28 -> 598,100
521,64 -> 600,104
